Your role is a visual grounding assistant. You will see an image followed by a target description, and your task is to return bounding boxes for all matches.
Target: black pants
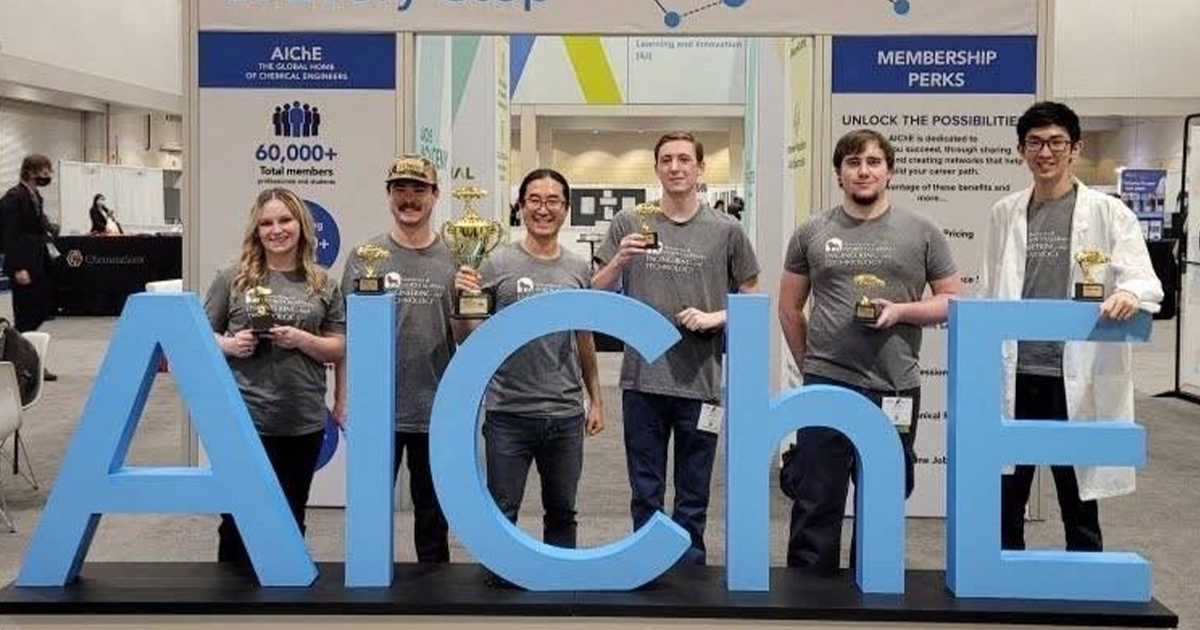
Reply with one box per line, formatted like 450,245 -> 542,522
1000,373 -> 1103,551
12,273 -> 53,332
218,430 -> 324,564
392,431 -> 450,563
781,374 -> 920,574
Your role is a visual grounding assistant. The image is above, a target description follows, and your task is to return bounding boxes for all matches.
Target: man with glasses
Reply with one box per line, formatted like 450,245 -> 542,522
337,155 -> 464,563
981,101 -> 1162,552
593,131 -> 759,565
455,168 -> 603,551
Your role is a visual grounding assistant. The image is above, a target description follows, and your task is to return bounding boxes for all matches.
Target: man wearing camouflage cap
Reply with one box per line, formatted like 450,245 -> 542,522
336,155 -> 460,562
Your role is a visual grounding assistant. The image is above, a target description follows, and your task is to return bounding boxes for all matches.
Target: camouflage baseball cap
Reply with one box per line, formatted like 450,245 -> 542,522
385,154 -> 438,186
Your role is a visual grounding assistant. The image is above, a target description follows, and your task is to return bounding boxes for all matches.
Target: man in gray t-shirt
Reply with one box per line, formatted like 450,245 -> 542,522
778,129 -> 960,574
335,154 -> 460,563
456,168 -> 603,550
593,132 -> 759,565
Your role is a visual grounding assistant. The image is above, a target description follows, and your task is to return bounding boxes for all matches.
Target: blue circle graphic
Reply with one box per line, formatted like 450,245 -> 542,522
723,0 -> 748,6
303,199 -> 341,268
893,0 -> 911,15
664,11 -> 682,27
314,409 -> 339,472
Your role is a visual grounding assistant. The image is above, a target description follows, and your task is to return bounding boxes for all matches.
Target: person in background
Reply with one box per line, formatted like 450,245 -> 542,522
0,154 -> 59,380
203,187 -> 346,566
89,194 -> 124,235
727,196 -> 744,222
713,199 -> 726,215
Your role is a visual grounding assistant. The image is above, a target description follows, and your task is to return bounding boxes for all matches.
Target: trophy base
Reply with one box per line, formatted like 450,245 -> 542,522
354,277 -> 386,295
249,316 -> 274,337
641,231 -> 660,250
854,303 -> 880,325
453,289 -> 495,320
1074,282 -> 1105,302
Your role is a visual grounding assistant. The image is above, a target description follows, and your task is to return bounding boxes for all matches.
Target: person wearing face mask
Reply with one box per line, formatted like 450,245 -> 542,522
0,154 -> 61,381
88,194 -> 124,236
335,155 -> 469,563
454,168 -> 604,552
777,129 -> 961,574
203,187 -> 346,565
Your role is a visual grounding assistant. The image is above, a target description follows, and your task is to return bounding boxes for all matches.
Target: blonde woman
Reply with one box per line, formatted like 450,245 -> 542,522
203,187 -> 346,564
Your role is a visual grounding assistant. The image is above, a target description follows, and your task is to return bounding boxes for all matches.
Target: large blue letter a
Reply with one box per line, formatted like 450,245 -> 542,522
16,293 -> 315,586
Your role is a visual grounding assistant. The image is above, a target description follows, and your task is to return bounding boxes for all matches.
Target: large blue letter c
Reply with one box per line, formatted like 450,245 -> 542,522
429,290 -> 690,590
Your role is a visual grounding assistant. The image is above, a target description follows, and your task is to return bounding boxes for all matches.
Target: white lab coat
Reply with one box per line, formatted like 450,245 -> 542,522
980,181 -> 1163,501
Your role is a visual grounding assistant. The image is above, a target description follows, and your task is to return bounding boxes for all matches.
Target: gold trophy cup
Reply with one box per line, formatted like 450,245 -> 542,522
1074,249 -> 1111,302
245,286 -> 275,336
853,273 -> 887,324
635,202 -> 662,250
353,244 -> 391,295
443,186 -> 504,319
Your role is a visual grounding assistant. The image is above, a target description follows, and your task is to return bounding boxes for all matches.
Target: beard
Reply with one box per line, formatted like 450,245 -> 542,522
849,190 -> 881,206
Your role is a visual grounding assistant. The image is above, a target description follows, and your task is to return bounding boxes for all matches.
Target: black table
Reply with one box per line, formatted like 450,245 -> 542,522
53,235 -> 182,316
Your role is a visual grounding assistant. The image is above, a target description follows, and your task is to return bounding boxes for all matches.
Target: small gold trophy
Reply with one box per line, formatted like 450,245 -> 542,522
635,202 -> 662,249
853,273 -> 887,324
1074,249 -> 1111,302
245,286 -> 275,336
354,244 -> 391,295
443,186 -> 504,319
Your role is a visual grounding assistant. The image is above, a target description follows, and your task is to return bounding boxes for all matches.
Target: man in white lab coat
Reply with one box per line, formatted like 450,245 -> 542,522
981,101 -> 1163,551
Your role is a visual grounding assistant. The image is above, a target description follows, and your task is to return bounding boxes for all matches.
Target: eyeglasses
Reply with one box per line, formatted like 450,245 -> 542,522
1023,137 -> 1073,154
523,197 -> 565,211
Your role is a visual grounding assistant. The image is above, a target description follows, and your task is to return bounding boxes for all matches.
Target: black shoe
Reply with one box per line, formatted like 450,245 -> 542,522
43,369 -> 57,382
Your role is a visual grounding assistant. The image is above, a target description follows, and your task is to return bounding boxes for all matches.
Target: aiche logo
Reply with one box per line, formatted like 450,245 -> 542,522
66,249 -> 84,269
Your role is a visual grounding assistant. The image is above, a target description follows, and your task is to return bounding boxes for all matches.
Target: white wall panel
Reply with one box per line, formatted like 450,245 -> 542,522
0,99 -> 84,224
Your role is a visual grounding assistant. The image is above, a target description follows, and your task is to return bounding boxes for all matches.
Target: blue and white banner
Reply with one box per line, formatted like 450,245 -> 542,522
198,31 -> 402,507
200,32 -> 396,90
201,0 -> 1037,36
831,35 -> 1037,517
833,36 -> 1036,94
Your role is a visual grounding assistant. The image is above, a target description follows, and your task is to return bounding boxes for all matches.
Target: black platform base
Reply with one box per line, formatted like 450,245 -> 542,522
0,563 -> 1178,628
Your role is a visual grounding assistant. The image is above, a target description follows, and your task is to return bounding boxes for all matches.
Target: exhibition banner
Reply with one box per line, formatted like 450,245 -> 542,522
203,0 -> 1037,36
450,36 -> 511,220
831,35 -> 1037,516
198,31 -> 401,505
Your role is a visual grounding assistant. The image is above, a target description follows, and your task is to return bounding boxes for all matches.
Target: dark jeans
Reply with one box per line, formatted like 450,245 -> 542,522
781,373 -> 920,574
218,430 -> 324,564
392,431 -> 450,562
12,273 -> 53,332
622,389 -> 717,565
1001,373 -> 1103,551
483,411 -> 585,548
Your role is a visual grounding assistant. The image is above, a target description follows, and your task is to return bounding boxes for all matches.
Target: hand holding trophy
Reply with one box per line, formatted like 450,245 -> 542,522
635,202 -> 663,250
443,186 -> 504,319
1074,248 -> 1111,302
852,273 -> 887,324
245,286 -> 276,337
353,244 -> 391,295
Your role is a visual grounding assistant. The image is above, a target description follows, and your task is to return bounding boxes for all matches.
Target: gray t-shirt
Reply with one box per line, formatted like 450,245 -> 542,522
1018,187 -> 1077,377
480,243 -> 592,418
596,204 -> 759,401
340,233 -> 457,432
204,266 -> 346,437
785,206 -> 956,392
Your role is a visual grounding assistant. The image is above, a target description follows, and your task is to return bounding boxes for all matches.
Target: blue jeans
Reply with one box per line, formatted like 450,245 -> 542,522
622,389 -> 717,565
483,411 -> 585,548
